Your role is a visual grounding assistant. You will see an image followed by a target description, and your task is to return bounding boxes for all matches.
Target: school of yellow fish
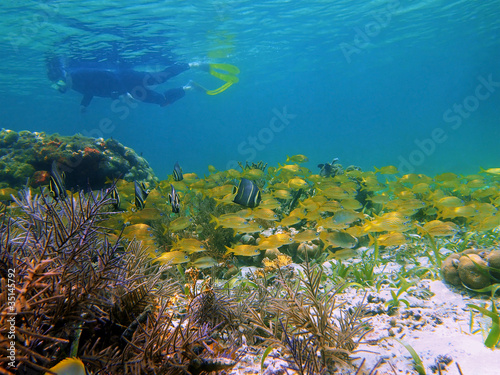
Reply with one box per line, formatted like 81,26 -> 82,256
101,159 -> 500,268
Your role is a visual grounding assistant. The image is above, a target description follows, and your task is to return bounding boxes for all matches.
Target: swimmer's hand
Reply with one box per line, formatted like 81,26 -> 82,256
184,80 -> 207,93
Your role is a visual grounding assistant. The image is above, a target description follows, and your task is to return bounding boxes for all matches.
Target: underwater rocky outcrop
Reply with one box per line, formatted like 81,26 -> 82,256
441,248 -> 500,290
0,129 -> 157,191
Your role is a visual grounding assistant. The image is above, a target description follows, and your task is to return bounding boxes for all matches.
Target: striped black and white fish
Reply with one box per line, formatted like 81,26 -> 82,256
168,184 -> 181,213
108,184 -> 120,210
49,160 -> 67,201
173,162 -> 183,181
134,181 -> 149,210
233,178 -> 261,208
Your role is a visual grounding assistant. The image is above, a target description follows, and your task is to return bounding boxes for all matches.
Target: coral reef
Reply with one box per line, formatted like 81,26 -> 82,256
0,129 -> 157,191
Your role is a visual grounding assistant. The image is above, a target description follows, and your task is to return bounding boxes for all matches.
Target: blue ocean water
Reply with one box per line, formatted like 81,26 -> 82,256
1,0 -> 499,179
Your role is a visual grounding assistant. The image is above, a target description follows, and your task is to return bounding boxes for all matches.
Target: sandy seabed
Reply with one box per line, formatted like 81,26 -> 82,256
225,275 -> 498,375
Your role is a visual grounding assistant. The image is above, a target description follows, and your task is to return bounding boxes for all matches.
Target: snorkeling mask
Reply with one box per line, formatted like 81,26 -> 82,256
50,67 -> 71,93
51,79 -> 68,93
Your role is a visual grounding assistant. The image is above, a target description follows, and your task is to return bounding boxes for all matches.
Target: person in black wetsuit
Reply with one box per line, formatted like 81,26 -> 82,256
48,58 -> 204,111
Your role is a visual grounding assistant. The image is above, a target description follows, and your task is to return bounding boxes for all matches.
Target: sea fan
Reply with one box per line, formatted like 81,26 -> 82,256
0,188 -> 176,373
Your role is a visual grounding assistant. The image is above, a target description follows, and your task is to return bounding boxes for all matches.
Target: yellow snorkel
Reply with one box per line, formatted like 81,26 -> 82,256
193,63 -> 240,96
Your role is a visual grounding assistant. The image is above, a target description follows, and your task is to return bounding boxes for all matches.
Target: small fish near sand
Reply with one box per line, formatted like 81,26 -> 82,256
134,181 -> 150,210
49,160 -> 67,201
233,178 -> 261,208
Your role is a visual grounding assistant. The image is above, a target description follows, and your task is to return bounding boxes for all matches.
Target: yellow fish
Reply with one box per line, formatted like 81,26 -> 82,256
434,172 -> 459,182
169,216 -> 193,232
318,200 -> 343,214
205,184 -> 235,198
259,197 -> 281,209
286,154 -> 309,163
320,230 -> 358,248
288,207 -> 307,219
242,168 -> 265,180
340,198 -> 362,210
345,225 -> 365,238
369,232 -> 407,247
363,212 -> 412,233
155,250 -> 190,264
439,205 -> 478,219
257,233 -> 294,249
225,244 -> 261,256
190,256 -> 218,268
320,186 -> 354,200
472,187 -> 499,199
469,202 -> 497,218
418,220 -> 460,237
385,199 -> 425,214
0,187 -> 17,201
237,220 -> 264,233
399,173 -> 421,185
332,209 -> 365,225
272,189 -> 293,200
251,208 -> 279,221
172,238 -> 206,253
480,167 -> 500,175
472,215 -> 500,232
214,193 -> 237,206
299,197 -> 324,211
327,248 -> 358,260
466,179 -> 485,189
277,163 -> 301,173
226,169 -> 241,178
210,214 -> 249,230
435,196 -> 464,207
45,358 -> 86,375
278,215 -> 303,227
412,183 -> 430,194
183,172 -> 199,181
374,165 -> 398,175
288,178 -> 308,190
293,229 -> 320,242
303,209 -> 322,222
122,207 -> 162,225
121,223 -> 154,239
189,180 -> 206,189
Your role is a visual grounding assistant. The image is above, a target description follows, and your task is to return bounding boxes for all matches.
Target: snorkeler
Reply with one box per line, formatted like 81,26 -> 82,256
47,58 -> 208,111
48,58 -> 240,111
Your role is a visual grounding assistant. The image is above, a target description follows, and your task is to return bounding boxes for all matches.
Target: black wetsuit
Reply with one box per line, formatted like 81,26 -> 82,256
64,63 -> 190,108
